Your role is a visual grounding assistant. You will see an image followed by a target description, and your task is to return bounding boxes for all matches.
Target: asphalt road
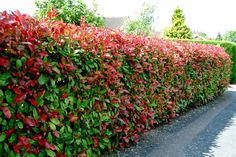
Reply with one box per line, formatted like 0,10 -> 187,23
112,85 -> 236,157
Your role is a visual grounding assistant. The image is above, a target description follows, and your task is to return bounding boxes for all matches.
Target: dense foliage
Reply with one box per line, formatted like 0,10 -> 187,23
122,4 -> 155,36
0,11 -> 231,156
180,39 -> 236,83
223,30 -> 236,43
35,0 -> 105,27
164,7 -> 192,39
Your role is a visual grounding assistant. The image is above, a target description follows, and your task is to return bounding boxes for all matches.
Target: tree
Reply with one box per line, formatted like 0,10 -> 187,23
164,7 -> 192,39
216,32 -> 223,40
122,4 -> 155,36
192,31 -> 208,40
35,0 -> 105,27
223,30 -> 236,43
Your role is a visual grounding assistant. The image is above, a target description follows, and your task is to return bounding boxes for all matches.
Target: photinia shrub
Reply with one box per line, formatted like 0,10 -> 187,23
0,11 -> 232,156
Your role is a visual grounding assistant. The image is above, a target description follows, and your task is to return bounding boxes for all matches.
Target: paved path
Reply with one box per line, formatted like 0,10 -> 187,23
112,85 -> 236,157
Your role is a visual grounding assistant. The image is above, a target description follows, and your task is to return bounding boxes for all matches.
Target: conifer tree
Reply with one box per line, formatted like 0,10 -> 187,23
165,7 -> 192,39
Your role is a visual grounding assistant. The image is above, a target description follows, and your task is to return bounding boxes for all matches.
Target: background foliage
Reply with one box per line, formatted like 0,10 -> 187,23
122,4 -> 155,36
35,0 -> 105,27
223,30 -> 236,43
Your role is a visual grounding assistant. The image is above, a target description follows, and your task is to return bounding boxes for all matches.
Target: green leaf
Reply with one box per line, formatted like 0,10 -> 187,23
47,132 -> 53,143
0,89 -> 4,101
67,126 -> 72,133
3,142 -> 9,152
50,118 -> 60,125
60,126 -> 65,133
103,138 -> 110,143
9,150 -> 16,157
16,59 -> 22,69
33,108 -> 40,120
9,134 -> 17,143
76,139 -> 81,145
17,121 -> 24,129
0,144 -> 3,156
49,122 -> 56,131
5,90 -> 14,104
46,150 -> 56,157
52,67 -> 60,74
25,154 -> 35,157
38,74 -> 49,85
0,133 -> 6,143
65,147 -> 72,156
100,115 -> 109,122
0,73 -> 11,86
99,142 -> 106,149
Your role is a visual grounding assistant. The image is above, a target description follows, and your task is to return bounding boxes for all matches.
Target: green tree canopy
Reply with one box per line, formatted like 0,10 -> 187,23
122,4 -> 155,36
216,32 -> 223,40
223,30 -> 236,43
35,0 -> 105,27
164,7 -> 192,39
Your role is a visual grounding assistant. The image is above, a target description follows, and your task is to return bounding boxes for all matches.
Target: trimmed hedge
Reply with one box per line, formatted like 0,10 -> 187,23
178,39 -> 236,83
0,11 -> 232,156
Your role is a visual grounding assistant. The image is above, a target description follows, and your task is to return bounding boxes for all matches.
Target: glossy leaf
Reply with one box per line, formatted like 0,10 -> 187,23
0,57 -> 9,68
0,106 -> 12,119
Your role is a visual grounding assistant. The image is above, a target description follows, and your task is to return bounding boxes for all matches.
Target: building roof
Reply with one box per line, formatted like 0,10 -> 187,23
105,17 -> 126,29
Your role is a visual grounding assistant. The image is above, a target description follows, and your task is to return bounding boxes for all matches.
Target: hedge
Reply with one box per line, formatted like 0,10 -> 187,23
0,11 -> 232,156
177,39 -> 236,83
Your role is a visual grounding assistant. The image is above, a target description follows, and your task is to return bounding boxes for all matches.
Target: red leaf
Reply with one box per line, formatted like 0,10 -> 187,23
60,93 -> 68,100
31,147 -> 40,154
32,134 -> 42,141
28,98 -> 37,107
28,45 -> 35,52
72,86 -> 77,92
0,57 -> 9,68
13,87 -> 21,94
170,113 -> 176,119
39,51 -> 48,57
18,136 -> 29,146
13,145 -> 20,154
5,128 -> 16,136
0,106 -> 12,119
41,114 -> 48,122
19,79 -> 25,86
24,117 -> 36,127
38,139 -> 46,147
78,153 -> 87,157
112,98 -> 119,103
66,63 -> 77,71
133,134 -> 139,143
123,136 -> 129,143
14,93 -> 27,103
26,58 -> 34,67
16,112 -> 23,119
26,89 -> 33,96
38,139 -> 56,150
52,131 -> 59,138
68,112 -> 78,122
92,137 -> 99,143
45,141 -> 56,150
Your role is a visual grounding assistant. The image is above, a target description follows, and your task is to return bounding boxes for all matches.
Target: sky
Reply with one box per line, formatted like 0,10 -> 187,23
0,0 -> 236,37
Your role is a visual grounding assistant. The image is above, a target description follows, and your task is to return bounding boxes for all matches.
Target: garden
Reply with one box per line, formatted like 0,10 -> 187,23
0,1 -> 234,157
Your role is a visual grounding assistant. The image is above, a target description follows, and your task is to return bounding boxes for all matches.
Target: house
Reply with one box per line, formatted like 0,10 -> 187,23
105,17 -> 126,29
